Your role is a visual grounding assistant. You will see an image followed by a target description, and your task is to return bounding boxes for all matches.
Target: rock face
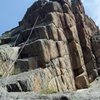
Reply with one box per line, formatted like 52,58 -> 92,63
0,0 -> 99,93
0,77 -> 100,100
92,33 -> 100,75
72,0 -> 99,82
0,45 -> 20,76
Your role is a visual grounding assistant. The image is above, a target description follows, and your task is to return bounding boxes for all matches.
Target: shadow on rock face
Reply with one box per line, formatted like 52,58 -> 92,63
60,96 -> 69,100
53,96 -> 69,100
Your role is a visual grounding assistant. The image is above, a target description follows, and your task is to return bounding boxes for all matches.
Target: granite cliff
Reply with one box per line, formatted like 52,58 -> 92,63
0,0 -> 100,98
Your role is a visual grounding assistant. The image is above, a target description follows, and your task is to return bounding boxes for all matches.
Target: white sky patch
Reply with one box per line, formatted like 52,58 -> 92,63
82,0 -> 100,28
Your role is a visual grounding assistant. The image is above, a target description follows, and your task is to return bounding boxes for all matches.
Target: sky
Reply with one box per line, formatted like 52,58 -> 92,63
0,0 -> 100,35
0,0 -> 35,34
82,0 -> 100,27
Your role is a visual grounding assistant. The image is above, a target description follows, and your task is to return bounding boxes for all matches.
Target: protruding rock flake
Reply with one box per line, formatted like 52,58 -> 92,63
0,0 -> 100,96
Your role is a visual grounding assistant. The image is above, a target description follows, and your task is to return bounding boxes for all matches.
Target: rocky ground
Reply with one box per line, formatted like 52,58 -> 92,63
0,77 -> 100,100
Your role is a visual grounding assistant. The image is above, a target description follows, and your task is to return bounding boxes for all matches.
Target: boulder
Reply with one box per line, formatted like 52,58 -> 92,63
0,45 -> 20,76
75,74 -> 89,89
15,59 -> 29,74
14,57 -> 38,74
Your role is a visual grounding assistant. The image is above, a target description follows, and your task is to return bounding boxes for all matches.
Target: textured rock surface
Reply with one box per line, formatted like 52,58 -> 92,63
72,0 -> 99,82
0,0 -> 100,95
0,45 -> 20,76
92,33 -> 100,75
0,68 -> 75,93
0,77 -> 100,100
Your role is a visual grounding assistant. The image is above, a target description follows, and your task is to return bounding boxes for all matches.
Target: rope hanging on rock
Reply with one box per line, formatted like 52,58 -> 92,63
3,2 -> 48,99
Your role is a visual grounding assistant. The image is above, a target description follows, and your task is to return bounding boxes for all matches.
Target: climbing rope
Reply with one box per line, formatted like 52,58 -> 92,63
0,34 -> 20,75
13,34 -> 20,47
3,2 -> 47,99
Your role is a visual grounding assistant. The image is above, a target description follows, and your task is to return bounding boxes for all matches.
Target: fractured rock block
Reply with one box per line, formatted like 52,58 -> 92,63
15,59 -> 29,73
35,39 -> 51,66
32,26 -> 49,40
42,1 -> 63,14
91,33 -> 100,77
0,45 -> 20,76
15,57 -> 38,74
88,69 -> 98,83
72,0 -> 98,83
64,13 -> 79,43
95,49 -> 100,59
28,57 -> 38,69
22,39 -> 59,67
57,28 -> 67,41
46,23 -> 67,41
69,41 -> 84,70
44,12 -> 63,28
75,74 -> 89,89
46,23 -> 58,41
19,26 -> 49,44
56,41 -> 68,57
48,40 -> 59,60
64,14 -> 75,28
